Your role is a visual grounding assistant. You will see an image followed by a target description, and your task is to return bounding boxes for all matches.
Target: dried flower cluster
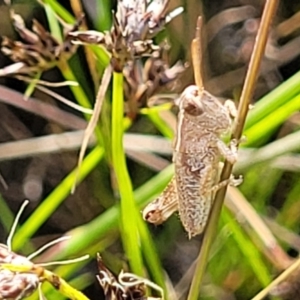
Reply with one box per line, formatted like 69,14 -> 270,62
69,0 -> 184,119
97,255 -> 162,300
0,199 -> 90,300
124,45 -> 185,117
0,11 -> 83,76
69,0 -> 183,71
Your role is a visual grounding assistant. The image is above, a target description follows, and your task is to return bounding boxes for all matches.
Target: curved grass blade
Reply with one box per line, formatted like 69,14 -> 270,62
243,93 -> 300,146
39,0 -> 75,24
222,208 -> 271,286
245,70 -> 300,130
12,146 -> 104,251
72,65 -> 112,193
41,163 -> 174,261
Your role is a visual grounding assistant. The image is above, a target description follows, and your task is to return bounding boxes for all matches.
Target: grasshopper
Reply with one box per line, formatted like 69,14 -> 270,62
143,18 -> 241,238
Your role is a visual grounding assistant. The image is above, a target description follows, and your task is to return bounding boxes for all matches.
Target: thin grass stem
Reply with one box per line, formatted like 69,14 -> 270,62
251,257 -> 300,300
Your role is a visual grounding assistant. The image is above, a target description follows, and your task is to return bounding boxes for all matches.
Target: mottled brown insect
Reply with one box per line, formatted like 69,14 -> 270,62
143,177 -> 178,225
143,16 -> 242,238
174,86 -> 240,237
143,86 -> 241,238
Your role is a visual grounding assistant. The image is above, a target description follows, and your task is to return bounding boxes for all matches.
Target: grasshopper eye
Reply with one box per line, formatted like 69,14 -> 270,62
185,102 -> 204,116
177,85 -> 204,116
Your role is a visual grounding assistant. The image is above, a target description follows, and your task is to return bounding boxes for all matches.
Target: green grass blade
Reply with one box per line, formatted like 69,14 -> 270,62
245,70 -> 300,130
24,72 -> 42,99
111,71 -> 144,275
45,163 -> 174,260
137,213 -> 167,295
44,273 -> 93,300
146,110 -> 174,139
58,60 -> 92,109
12,146 -> 104,251
44,3 -> 63,42
0,194 -> 15,234
243,93 -> 300,146
89,45 -> 111,70
222,208 -> 271,286
94,1 -> 112,31
41,0 -> 75,24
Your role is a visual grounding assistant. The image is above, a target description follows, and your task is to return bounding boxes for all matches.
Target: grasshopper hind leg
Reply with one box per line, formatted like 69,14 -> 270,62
142,177 -> 178,225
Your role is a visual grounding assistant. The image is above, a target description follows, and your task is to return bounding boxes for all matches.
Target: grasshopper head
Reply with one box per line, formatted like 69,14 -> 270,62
175,85 -> 232,134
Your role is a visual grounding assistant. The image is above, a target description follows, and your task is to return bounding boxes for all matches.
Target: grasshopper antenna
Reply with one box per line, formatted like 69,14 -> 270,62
7,200 -> 29,251
191,16 -> 204,91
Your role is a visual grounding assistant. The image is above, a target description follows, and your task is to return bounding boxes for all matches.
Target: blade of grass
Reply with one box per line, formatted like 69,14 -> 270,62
72,65 -> 112,193
111,71 -> 144,276
136,210 -> 167,295
0,194 -> 15,234
89,45 -> 111,69
245,70 -> 300,130
44,2 -> 63,43
24,72 -> 42,99
12,146 -> 104,251
42,268 -> 90,300
236,129 -> 300,171
42,163 -> 174,261
222,208 -> 271,286
57,59 -> 106,189
243,93 -> 300,146
94,1 -> 112,31
251,257 -> 300,300
146,110 -> 174,139
39,0 -> 75,24
44,273 -> 94,300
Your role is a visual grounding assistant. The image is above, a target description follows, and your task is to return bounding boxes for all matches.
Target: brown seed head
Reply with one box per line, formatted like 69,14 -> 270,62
69,0 -> 183,71
123,45 -> 185,117
0,12 -> 83,76
96,254 -> 162,299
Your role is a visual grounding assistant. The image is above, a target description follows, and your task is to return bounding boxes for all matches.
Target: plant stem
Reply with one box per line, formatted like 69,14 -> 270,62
111,71 -> 144,276
251,257 -> 300,300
